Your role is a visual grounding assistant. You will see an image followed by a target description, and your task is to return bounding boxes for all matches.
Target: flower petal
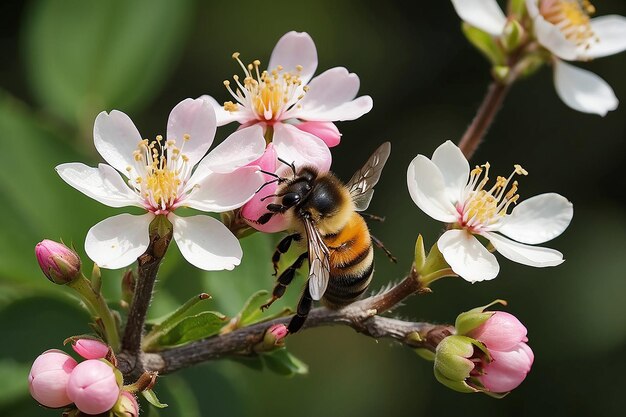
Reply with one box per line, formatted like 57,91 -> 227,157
268,31 -> 318,85
167,98 -> 217,168
585,15 -> 626,59
185,167 -> 265,213
451,0 -> 507,36
295,121 -> 342,147
480,343 -> 534,393
93,110 -> 143,178
484,232 -> 564,267
468,312 -> 528,351
499,193 -> 573,244
191,125 -> 266,177
406,155 -> 458,223
553,59 -> 618,116
56,163 -> 142,208
85,213 -> 153,269
288,67 -> 372,121
431,140 -> 469,204
438,229 -> 500,282
199,94 -> 251,126
170,214 -> 242,271
273,123 -> 332,174
530,8 -> 578,60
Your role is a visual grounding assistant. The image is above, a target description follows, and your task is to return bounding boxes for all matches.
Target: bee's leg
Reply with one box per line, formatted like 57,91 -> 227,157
287,283 -> 313,334
360,212 -> 386,222
371,234 -> 398,263
256,203 -> 289,225
272,233 -> 302,276
261,252 -> 308,311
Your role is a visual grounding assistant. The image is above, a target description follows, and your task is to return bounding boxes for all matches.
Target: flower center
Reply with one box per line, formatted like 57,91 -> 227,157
540,0 -> 598,50
126,134 -> 192,213
223,52 -> 308,122
457,163 -> 528,232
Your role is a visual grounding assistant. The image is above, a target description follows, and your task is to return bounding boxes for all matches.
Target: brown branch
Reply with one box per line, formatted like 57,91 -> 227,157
118,271 -> 452,377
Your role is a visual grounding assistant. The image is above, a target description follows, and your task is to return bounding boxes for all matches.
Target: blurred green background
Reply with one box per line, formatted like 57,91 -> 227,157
1,0 -> 624,416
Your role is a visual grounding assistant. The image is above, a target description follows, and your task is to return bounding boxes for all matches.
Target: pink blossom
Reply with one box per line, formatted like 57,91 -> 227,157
295,121 -> 341,147
28,349 -> 77,408
66,359 -> 120,415
467,311 -> 528,351
35,240 -> 81,284
71,339 -> 110,360
117,391 -> 140,417
269,324 -> 288,341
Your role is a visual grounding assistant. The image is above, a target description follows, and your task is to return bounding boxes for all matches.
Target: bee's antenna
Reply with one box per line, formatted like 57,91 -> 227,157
277,157 -> 297,177
256,178 -> 281,193
259,170 -> 280,179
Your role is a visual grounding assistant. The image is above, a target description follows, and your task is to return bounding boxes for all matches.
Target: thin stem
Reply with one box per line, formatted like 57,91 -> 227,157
420,268 -> 457,287
457,81 -> 511,160
68,274 -> 120,351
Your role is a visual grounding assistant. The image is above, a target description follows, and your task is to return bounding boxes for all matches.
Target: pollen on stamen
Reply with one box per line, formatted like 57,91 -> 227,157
183,134 -> 190,142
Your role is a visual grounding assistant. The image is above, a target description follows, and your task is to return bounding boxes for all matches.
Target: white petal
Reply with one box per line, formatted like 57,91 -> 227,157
406,155 -> 458,223
199,94 -> 251,126
185,167 -> 265,212
525,0 -> 539,18
585,15 -> 626,59
451,0 -> 506,36
268,31 -> 318,85
499,193 -> 573,244
438,229 -> 499,282
93,110 -> 143,177
167,98 -> 217,168
484,232 -> 564,267
532,15 -> 578,60
553,60 -> 618,116
288,67 -> 372,121
170,214 -> 242,271
273,124 -> 332,173
431,140 -> 469,204
191,125 -> 265,177
85,213 -> 153,269
56,163 -> 142,208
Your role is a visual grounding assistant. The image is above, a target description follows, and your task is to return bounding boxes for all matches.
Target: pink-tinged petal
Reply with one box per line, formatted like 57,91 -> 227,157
407,155 -> 458,223
553,60 -> 618,116
56,163 -> 141,208
451,0 -> 507,36
273,123 -> 332,174
72,339 -> 109,360
479,343 -> 534,393
288,67 -> 372,122
584,15 -> 626,59
483,231 -> 564,267
167,98 -> 217,168
268,31 -> 318,85
66,360 -> 119,415
199,94 -> 252,126
29,350 -> 77,408
468,312 -> 528,351
431,140 -> 469,204
191,125 -> 266,178
438,230 -> 499,282
185,167 -> 265,212
499,193 -> 573,244
93,110 -> 143,178
85,213 -> 153,269
170,214 -> 242,271
295,121 -> 342,147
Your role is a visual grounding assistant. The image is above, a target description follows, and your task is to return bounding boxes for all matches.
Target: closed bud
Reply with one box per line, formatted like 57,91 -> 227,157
114,391 -> 140,417
35,239 -> 81,284
66,359 -> 120,415
433,335 -> 488,393
29,349 -> 78,408
501,19 -> 524,51
295,121 -> 342,147
71,338 -> 110,360
266,324 -> 288,345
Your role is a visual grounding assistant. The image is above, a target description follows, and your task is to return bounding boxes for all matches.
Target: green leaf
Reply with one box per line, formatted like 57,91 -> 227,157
262,348 -> 308,377
156,311 -> 226,348
237,290 -> 270,327
461,23 -> 505,66
142,389 -> 168,409
0,360 -> 30,408
229,356 -> 265,372
23,0 -> 194,126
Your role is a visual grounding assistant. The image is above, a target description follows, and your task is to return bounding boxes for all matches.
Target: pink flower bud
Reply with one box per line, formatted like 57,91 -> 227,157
479,342 -> 534,393
467,312 -> 528,351
28,349 -> 77,408
35,239 -> 81,284
66,359 -> 120,415
269,324 -> 288,341
294,121 -> 342,147
71,339 -> 109,360
116,391 -> 140,417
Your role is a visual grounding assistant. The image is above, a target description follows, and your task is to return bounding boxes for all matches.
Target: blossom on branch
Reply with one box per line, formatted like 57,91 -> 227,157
407,141 -> 573,282
56,98 -> 266,270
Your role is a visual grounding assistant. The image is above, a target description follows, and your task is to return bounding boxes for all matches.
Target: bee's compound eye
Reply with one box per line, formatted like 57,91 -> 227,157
282,192 -> 301,207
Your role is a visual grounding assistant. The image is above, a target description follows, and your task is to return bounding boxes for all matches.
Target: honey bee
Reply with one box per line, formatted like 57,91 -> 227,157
256,142 -> 392,333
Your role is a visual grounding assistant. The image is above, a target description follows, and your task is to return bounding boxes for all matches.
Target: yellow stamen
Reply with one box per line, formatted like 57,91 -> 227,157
540,0 -> 599,50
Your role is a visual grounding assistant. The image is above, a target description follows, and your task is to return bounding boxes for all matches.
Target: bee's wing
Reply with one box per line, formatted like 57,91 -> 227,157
345,142 -> 391,212
303,217 -> 331,301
